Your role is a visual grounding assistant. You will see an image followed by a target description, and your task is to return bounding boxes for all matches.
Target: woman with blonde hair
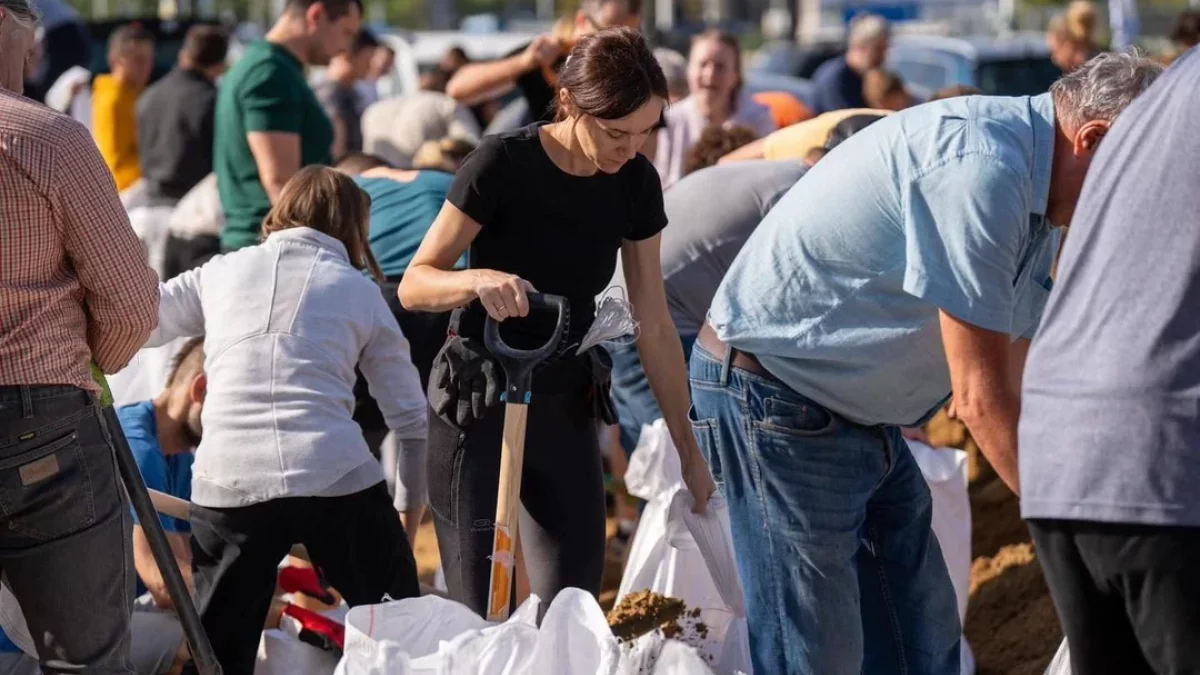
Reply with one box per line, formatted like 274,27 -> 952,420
146,166 -> 428,672
654,30 -> 776,188
1048,0 -> 1099,73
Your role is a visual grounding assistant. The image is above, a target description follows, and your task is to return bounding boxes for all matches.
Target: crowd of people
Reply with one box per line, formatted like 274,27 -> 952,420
1,0 -> 1199,674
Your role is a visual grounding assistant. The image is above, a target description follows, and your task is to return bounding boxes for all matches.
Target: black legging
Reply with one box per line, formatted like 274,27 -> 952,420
426,358 -> 607,617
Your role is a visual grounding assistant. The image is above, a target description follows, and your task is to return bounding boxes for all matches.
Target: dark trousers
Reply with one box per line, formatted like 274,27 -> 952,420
0,386 -> 134,673
188,483 -> 419,674
1029,519 -> 1200,675
162,234 -> 221,282
426,368 -> 606,618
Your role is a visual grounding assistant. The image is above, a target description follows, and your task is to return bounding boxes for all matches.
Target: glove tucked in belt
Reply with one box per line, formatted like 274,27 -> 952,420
584,346 -> 619,426
427,334 -> 503,430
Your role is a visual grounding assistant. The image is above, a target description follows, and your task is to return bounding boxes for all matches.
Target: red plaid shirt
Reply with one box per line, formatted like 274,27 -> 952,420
0,88 -> 159,392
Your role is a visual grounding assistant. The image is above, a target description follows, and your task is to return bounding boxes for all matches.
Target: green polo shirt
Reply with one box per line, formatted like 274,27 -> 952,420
214,40 -> 333,250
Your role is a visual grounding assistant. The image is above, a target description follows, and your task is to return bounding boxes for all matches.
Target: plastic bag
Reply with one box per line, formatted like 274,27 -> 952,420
615,420 -> 753,675
908,440 -> 975,675
1043,639 -> 1070,675
577,289 -> 638,355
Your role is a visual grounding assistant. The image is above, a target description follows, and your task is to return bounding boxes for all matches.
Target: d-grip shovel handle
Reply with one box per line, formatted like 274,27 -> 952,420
484,293 -> 569,404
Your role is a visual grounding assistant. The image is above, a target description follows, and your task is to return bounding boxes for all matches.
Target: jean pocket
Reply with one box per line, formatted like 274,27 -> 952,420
0,427 -> 97,542
687,405 -> 722,487
755,396 -> 838,438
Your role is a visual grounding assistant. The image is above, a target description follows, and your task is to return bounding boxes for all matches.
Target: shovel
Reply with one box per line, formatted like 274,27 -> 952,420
483,293 -> 569,622
90,364 -> 223,675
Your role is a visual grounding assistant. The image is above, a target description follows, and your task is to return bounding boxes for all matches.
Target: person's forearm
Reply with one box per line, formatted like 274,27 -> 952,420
446,57 -> 530,103
956,385 -> 1021,493
398,265 -> 482,311
636,318 -> 702,461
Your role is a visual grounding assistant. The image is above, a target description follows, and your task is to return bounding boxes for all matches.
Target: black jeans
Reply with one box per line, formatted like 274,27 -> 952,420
426,360 -> 606,618
0,386 -> 134,673
1029,519 -> 1200,675
162,234 -> 221,282
188,483 -> 419,673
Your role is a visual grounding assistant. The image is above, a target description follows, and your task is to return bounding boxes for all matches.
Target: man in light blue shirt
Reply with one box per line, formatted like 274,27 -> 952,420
690,53 -> 1162,675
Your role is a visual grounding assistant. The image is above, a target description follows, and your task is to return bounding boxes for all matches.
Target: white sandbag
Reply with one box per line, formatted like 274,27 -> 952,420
339,594 -> 492,674
908,440 -> 975,675
255,629 -> 339,675
334,588 -> 712,675
615,421 -> 752,675
1043,639 -> 1070,675
528,588 -> 620,675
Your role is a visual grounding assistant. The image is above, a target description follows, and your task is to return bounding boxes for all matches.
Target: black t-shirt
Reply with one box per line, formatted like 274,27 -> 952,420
137,68 -> 218,203
506,42 -> 561,123
447,123 -> 667,348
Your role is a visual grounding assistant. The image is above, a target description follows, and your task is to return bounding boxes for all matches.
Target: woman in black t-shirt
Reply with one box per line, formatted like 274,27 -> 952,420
399,27 -> 716,616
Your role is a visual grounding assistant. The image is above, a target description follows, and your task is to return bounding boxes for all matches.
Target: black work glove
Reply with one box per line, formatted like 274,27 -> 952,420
427,336 -> 504,430
584,346 -> 619,426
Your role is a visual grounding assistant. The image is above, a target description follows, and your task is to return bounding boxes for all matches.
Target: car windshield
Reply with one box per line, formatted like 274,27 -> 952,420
976,57 -> 1064,96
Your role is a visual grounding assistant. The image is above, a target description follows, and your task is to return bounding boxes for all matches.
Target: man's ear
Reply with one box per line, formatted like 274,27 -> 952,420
305,2 -> 326,30
1074,119 -> 1110,157
189,373 -> 207,404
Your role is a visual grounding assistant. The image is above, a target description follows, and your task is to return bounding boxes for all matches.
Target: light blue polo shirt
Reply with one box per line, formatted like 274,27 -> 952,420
708,93 -> 1061,427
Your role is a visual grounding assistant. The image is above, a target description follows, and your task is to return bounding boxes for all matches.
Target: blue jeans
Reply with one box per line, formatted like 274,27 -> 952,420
609,334 -> 695,455
688,346 -> 960,675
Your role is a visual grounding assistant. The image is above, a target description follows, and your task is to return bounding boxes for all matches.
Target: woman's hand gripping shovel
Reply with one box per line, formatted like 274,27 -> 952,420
90,363 -> 224,675
483,293 -> 569,622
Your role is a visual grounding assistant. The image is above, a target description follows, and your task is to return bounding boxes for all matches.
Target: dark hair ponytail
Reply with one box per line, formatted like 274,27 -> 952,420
554,27 -> 669,122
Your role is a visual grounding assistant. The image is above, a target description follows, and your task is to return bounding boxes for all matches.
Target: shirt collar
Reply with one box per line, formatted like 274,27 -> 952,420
267,227 -> 351,263
1029,92 -> 1056,217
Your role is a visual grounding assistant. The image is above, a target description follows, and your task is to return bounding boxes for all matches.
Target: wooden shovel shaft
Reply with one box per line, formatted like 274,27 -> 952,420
487,402 -> 530,622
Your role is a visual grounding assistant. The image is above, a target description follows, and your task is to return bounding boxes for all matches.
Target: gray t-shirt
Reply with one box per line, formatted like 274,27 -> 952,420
314,80 -> 363,155
1019,50 -> 1200,527
611,161 -> 805,336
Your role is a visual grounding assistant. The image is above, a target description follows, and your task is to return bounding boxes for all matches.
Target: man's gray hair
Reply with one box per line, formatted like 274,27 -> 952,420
1050,51 -> 1163,128
848,12 -> 890,47
0,0 -> 40,29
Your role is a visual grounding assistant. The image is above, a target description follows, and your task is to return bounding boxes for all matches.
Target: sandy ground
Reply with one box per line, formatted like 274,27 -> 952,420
411,410 -> 1062,674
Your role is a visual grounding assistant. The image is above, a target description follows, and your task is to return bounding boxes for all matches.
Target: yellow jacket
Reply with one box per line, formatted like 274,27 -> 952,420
91,74 -> 143,192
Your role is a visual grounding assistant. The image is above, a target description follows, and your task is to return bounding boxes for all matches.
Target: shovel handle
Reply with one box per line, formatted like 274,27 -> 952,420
484,293 -> 568,404
487,404 -> 530,622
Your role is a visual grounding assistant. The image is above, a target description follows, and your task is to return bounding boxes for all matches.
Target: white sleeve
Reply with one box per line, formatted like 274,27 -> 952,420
359,295 -> 428,440
145,262 -> 207,348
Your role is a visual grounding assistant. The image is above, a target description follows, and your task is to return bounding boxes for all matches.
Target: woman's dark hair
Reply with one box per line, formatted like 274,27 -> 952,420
690,29 -> 744,111
1171,9 -> 1200,47
554,27 -> 669,122
824,113 -> 886,151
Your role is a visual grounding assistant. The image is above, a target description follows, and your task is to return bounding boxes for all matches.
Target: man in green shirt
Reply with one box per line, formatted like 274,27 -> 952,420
214,0 -> 362,250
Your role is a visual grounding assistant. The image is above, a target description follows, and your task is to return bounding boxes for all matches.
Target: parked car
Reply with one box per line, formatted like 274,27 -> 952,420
887,33 -> 1062,98
753,33 -> 1061,99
